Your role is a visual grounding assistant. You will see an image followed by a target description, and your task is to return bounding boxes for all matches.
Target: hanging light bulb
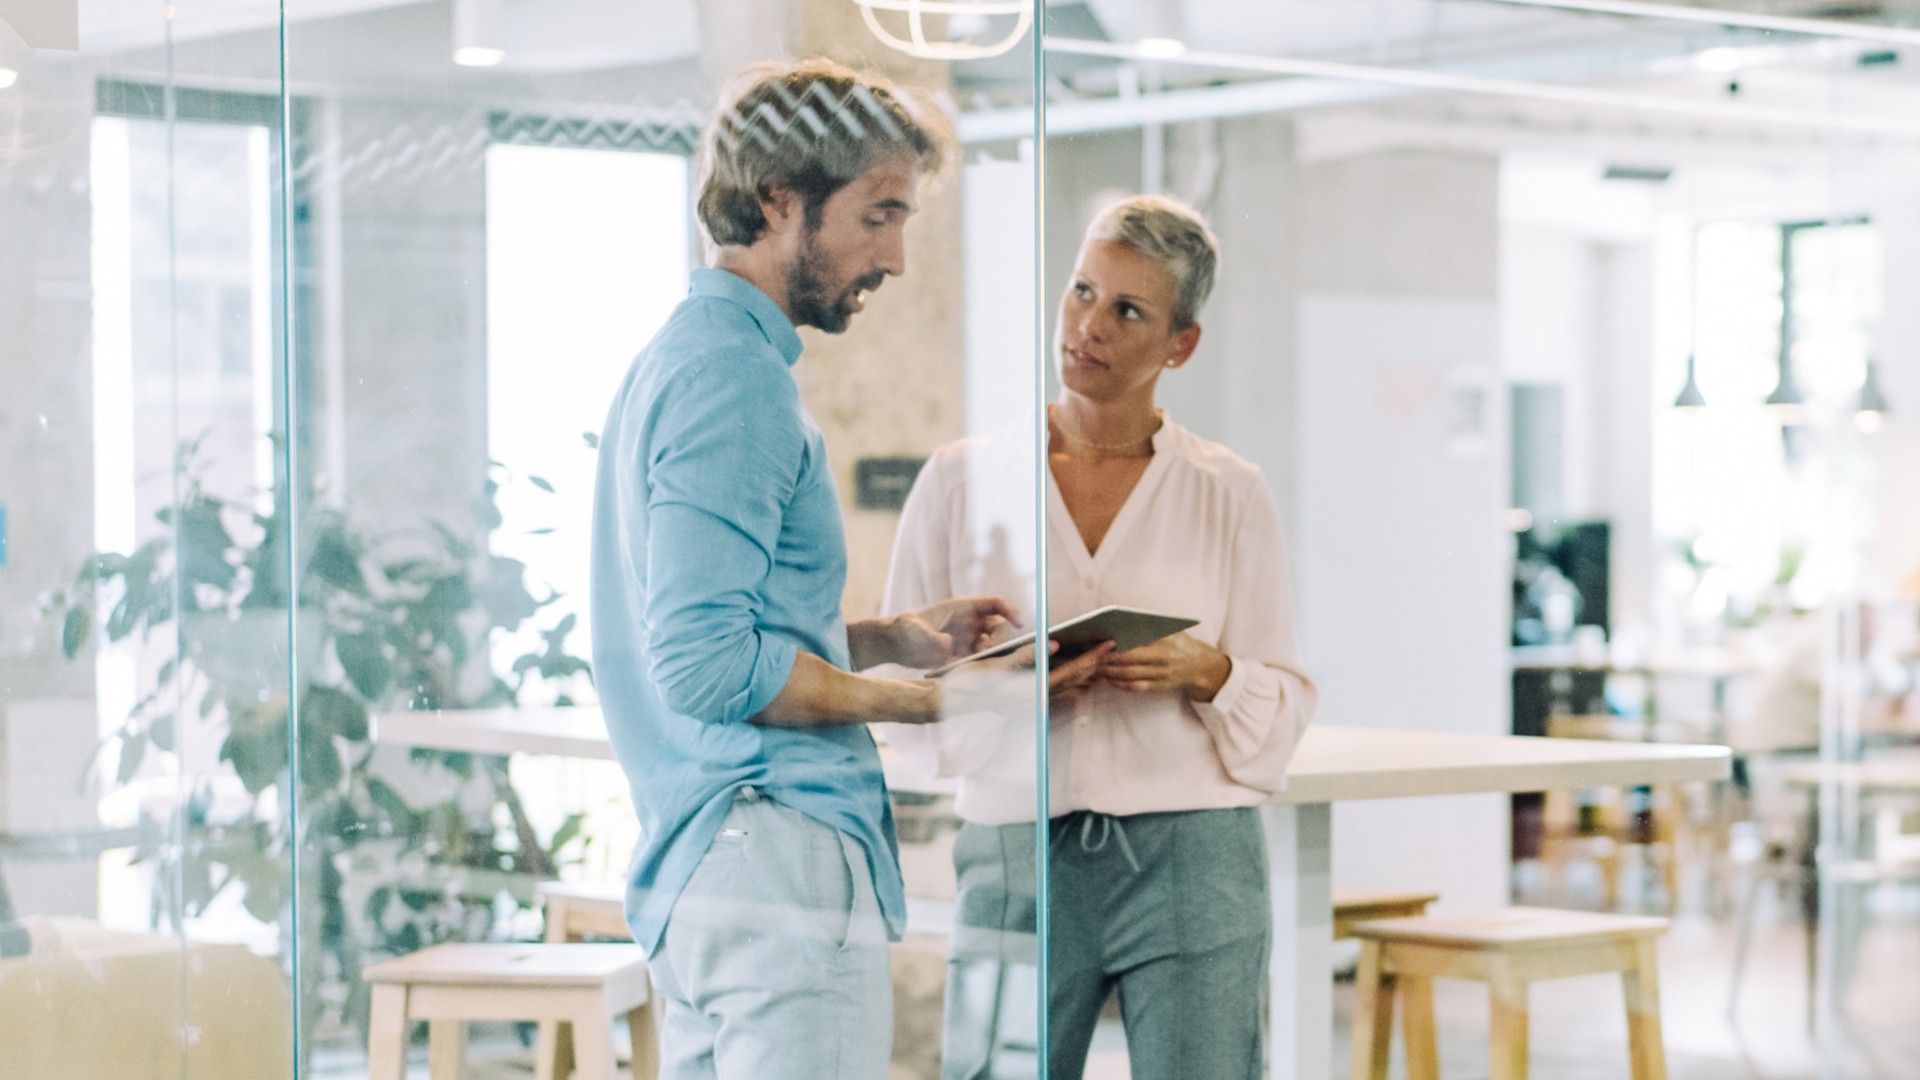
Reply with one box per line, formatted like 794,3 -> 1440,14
1856,357 -> 1891,433
1673,354 -> 1706,409
854,0 -> 1033,61
452,0 -> 506,68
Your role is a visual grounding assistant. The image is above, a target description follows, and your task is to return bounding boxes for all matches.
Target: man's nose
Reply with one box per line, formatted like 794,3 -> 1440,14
880,229 -> 908,277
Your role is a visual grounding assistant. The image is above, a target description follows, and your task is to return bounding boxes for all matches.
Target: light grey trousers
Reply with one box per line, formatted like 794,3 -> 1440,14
648,788 -> 893,1080
941,808 -> 1271,1080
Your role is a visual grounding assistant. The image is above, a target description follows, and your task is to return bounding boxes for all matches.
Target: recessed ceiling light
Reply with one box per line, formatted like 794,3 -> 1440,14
1694,47 -> 1744,74
0,69 -> 17,90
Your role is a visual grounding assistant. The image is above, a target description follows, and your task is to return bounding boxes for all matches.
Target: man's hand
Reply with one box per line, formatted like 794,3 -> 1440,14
1097,633 -> 1232,702
881,596 -> 1022,670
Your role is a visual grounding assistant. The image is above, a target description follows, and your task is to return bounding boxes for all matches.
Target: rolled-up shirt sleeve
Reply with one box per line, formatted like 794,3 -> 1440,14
1189,472 -> 1318,792
638,355 -> 803,723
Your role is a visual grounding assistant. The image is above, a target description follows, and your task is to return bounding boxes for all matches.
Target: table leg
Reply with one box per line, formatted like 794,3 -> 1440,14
1801,788 -> 1819,1035
1263,802 -> 1333,1080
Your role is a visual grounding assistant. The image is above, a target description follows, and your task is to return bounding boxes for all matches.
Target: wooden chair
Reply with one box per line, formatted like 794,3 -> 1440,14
1541,714 -> 1684,909
365,942 -> 658,1080
1332,887 -> 1439,940
1348,907 -> 1669,1080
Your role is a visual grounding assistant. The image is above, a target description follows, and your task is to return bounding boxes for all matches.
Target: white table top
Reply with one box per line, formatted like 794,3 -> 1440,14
1510,645 -> 1768,679
1775,757 -> 1920,792
372,708 -> 1729,802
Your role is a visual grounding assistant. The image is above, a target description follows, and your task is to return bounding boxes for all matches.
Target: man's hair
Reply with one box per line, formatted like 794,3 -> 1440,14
697,59 -> 950,247
1084,194 -> 1220,331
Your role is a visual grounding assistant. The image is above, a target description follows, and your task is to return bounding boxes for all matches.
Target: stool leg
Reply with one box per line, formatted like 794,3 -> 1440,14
536,895 -> 574,1080
627,995 -> 662,1080
1401,975 -> 1439,1080
535,1021 -> 575,1080
1489,962 -> 1530,1080
1348,940 -> 1394,1080
367,984 -> 409,1080
1624,939 -> 1669,1080
571,1003 -> 619,1080
428,1020 -> 467,1080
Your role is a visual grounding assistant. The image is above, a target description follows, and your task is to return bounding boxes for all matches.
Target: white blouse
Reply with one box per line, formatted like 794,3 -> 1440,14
877,417 -> 1317,825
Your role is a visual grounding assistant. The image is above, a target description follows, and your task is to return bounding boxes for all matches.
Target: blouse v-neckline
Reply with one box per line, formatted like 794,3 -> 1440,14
1048,423 -> 1175,574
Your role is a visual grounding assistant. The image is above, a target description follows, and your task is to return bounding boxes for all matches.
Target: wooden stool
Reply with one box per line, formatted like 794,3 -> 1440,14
365,943 -> 658,1080
533,883 -> 650,1080
1333,887 -> 1440,940
539,881 -> 632,943
1348,907 -> 1669,1080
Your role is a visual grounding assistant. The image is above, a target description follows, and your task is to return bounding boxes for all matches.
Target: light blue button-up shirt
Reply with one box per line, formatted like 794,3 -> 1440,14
591,268 -> 905,955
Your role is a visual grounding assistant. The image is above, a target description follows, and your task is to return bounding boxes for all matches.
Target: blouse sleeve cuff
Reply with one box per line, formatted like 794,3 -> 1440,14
1196,654 -> 1250,720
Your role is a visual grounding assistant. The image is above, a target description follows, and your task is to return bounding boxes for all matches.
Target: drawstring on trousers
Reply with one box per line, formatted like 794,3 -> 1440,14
1050,811 -> 1141,873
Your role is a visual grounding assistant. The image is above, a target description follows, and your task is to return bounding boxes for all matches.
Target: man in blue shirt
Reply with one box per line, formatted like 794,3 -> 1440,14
591,60 -> 1016,1079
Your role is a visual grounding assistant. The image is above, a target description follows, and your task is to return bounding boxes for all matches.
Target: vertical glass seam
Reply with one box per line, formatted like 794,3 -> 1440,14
1031,11 -> 1050,1071
162,16 -> 187,1080
277,3 -> 303,1074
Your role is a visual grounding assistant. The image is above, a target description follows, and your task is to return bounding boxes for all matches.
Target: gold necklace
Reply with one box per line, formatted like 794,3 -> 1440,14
1052,406 -> 1163,455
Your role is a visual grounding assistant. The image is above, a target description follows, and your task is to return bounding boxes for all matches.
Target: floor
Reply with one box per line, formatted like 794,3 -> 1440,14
316,878 -> 1920,1080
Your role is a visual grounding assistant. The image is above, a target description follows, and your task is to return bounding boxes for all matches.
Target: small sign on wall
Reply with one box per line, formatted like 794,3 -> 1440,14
855,457 -> 926,511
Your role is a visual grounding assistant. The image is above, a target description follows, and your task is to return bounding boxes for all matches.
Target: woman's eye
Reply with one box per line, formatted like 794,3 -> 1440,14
1073,283 -> 1092,299
1119,303 -> 1139,320
865,217 -> 886,229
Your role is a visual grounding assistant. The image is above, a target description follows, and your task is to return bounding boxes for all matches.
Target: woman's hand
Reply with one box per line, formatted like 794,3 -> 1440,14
1097,633 -> 1232,701
1048,641 -> 1113,703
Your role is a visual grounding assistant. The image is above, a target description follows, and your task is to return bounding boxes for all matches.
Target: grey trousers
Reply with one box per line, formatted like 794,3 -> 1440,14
941,808 -> 1271,1080
649,788 -> 893,1080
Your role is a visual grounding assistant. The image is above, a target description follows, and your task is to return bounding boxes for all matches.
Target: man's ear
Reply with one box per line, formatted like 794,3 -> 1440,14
757,183 -> 801,239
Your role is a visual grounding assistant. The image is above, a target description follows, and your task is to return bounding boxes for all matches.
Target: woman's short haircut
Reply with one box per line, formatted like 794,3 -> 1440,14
697,59 -> 951,247
1084,195 -> 1220,330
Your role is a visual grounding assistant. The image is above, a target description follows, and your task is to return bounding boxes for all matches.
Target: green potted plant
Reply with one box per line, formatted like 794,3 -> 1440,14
44,436 -> 596,1053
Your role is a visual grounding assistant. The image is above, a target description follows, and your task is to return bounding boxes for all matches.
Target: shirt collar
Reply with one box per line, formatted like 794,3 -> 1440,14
690,268 -> 804,367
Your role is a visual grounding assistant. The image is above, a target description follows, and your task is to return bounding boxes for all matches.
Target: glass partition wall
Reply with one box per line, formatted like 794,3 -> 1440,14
3,1 -> 1042,1078
8,2 -> 1920,1079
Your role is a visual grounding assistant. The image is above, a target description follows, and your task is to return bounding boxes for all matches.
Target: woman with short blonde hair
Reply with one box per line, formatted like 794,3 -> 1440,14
883,193 -> 1317,1079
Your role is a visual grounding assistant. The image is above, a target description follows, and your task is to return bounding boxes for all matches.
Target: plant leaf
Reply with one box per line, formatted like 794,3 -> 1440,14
220,726 -> 286,795
116,732 -> 148,786
149,713 -> 177,753
298,721 -> 343,792
334,633 -> 391,702
62,606 -> 92,659
301,685 -> 369,741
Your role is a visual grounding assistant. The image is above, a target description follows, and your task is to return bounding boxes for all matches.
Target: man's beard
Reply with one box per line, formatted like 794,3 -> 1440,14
788,228 -> 882,334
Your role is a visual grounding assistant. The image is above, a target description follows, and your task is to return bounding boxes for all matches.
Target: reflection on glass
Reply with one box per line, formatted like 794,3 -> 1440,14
4,7 -> 296,1077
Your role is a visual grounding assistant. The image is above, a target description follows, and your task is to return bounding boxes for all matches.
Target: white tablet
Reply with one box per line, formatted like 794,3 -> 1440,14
925,605 -> 1199,677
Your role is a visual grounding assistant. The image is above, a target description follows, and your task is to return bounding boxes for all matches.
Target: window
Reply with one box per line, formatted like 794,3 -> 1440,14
1662,219 -> 1883,620
482,142 -> 691,692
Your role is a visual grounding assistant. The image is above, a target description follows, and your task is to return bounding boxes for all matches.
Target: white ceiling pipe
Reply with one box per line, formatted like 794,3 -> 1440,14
1476,0 -> 1920,49
959,37 -> 1920,143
